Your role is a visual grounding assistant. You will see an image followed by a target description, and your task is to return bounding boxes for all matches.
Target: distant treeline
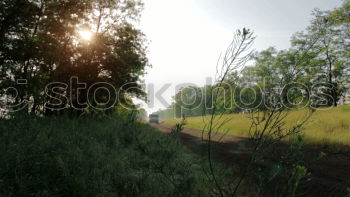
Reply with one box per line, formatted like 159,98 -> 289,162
156,2 -> 350,120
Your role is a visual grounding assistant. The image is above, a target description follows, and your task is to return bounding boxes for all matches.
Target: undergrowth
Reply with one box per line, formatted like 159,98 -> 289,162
0,113 -> 218,197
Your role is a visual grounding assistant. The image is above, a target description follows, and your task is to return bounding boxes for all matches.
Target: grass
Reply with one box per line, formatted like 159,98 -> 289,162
163,105 -> 350,147
1,110 -> 348,196
0,113 -> 221,197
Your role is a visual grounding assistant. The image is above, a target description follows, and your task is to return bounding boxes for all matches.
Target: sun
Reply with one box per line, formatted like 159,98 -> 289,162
78,29 -> 93,41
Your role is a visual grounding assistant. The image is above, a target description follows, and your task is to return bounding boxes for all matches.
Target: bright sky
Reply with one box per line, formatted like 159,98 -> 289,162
138,0 -> 343,114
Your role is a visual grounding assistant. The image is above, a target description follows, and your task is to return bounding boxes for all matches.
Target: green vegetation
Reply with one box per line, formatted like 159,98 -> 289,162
0,0 -> 149,115
0,112 -> 319,197
0,113 -> 218,197
163,106 -> 350,147
0,0 -> 349,196
156,1 -> 350,120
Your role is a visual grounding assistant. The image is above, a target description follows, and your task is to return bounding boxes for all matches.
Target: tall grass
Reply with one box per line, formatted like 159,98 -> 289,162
163,106 -> 350,147
0,113 -> 216,197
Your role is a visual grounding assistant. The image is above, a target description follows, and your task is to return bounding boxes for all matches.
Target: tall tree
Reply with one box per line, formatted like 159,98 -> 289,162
0,0 -> 149,115
292,6 -> 349,107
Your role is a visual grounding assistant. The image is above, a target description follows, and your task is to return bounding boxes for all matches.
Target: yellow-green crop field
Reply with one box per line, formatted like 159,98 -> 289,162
163,105 -> 350,147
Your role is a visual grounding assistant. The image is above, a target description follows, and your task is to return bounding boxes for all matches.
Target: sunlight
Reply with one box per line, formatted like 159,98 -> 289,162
78,29 -> 93,41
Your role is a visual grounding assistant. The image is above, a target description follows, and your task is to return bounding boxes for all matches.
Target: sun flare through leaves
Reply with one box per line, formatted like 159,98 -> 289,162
78,29 -> 93,41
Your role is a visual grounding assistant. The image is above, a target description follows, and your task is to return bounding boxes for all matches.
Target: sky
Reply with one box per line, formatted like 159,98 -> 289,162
137,0 -> 343,114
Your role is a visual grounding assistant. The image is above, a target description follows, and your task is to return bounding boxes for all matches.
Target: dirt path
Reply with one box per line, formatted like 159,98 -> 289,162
151,123 -> 350,197
151,123 -> 252,163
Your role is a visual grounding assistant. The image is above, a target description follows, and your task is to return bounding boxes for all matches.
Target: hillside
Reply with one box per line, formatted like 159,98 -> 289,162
163,105 -> 350,147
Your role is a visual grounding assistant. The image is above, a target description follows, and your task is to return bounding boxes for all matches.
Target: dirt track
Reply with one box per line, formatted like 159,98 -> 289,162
151,123 -> 350,197
151,123 -> 252,162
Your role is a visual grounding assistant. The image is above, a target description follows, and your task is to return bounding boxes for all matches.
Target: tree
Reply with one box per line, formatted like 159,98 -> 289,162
0,0 -> 149,115
291,6 -> 349,107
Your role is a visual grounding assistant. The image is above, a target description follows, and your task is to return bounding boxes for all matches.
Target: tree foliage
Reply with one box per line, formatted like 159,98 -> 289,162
156,2 -> 350,119
0,0 -> 149,115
